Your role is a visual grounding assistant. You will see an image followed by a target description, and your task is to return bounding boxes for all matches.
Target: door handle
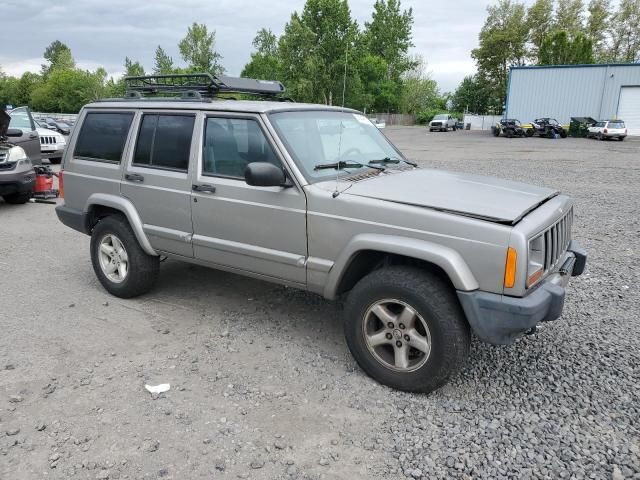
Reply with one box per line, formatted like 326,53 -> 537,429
125,173 -> 145,182
29,134 -> 38,139
192,184 -> 216,193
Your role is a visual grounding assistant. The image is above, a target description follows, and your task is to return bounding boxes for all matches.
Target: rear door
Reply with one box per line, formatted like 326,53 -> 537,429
121,110 -> 198,258
8,107 -> 41,164
190,113 -> 307,285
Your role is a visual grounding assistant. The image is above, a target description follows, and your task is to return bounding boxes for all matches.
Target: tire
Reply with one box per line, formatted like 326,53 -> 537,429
453,125 -> 457,131
560,130 -> 567,139
343,266 -> 470,393
48,158 -> 62,165
90,215 -> 160,298
3,192 -> 31,204
506,129 -> 514,138
598,133 -> 604,141
547,129 -> 555,139
525,129 -> 534,137
619,136 -> 625,141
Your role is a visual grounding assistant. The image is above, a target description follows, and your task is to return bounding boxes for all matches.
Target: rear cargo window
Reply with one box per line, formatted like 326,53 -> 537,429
74,112 -> 133,162
133,114 -> 194,172
609,121 -> 625,128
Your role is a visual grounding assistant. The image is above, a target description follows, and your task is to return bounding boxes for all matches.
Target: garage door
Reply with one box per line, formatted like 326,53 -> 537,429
617,86 -> 640,136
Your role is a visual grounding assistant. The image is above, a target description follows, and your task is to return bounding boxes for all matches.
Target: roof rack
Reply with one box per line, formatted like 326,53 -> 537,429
123,73 -> 291,101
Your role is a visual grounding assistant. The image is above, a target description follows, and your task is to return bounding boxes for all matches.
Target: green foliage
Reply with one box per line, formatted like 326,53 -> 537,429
42,40 -> 75,76
178,23 -> 224,75
538,31 -> 594,64
527,0 -> 554,58
555,0 -> 585,36
451,75 -> 495,114
586,0 -> 611,60
153,46 -> 175,74
241,29 -> 281,80
399,56 -> 441,115
471,0 -> 529,111
30,68 -> 108,113
609,0 -> 640,62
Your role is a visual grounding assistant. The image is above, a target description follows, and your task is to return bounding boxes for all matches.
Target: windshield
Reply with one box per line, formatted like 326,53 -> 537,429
433,114 -> 448,120
9,108 -> 33,131
269,110 -> 405,182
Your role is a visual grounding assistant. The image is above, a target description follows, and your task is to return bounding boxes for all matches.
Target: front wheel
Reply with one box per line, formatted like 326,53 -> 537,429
90,215 -> 160,298
525,129 -> 534,137
343,266 -> 470,393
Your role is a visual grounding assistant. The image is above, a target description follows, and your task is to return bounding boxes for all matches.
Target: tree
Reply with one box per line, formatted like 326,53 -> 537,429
124,57 -> 145,77
363,0 -> 415,81
538,30 -> 595,64
609,0 -> 640,62
555,0 -> 586,36
471,0 -> 529,111
398,55 -> 440,114
31,68 -> 108,113
586,0 -> 611,60
153,46 -> 174,74
451,75 -> 493,114
41,40 -> 75,76
527,0 -> 554,60
278,0 -> 358,105
178,23 -> 224,75
241,29 -> 281,80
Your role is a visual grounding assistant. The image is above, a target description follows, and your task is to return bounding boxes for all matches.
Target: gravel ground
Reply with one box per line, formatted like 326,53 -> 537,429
1,129 -> 638,479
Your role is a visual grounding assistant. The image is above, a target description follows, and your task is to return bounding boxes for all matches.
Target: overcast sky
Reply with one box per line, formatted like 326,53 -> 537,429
2,0 -> 511,92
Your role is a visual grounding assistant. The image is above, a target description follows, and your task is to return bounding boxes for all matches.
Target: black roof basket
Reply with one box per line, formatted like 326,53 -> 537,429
124,73 -> 291,101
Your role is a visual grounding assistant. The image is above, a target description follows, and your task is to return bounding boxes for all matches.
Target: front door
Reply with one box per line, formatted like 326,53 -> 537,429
121,111 -> 197,258
8,107 -> 41,164
191,114 -> 307,285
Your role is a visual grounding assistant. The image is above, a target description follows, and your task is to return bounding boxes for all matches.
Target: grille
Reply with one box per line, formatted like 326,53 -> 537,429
0,151 -> 6,163
40,136 -> 58,145
539,207 -> 573,273
431,122 -> 442,127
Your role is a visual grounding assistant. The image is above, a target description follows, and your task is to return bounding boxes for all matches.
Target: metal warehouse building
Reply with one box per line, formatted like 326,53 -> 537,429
505,63 -> 640,135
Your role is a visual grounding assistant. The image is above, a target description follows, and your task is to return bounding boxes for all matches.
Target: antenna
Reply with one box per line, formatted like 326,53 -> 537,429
335,37 -> 350,197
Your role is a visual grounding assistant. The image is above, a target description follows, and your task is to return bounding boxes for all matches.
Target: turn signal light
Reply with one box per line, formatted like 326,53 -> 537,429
58,169 -> 64,198
527,268 -> 543,287
504,247 -> 517,288
604,128 -> 608,134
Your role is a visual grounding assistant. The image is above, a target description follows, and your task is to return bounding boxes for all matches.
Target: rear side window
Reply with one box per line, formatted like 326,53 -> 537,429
74,112 -> 133,162
133,114 -> 194,171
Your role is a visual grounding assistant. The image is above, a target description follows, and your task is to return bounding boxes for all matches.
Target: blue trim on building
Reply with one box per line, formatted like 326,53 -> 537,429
505,68 -> 513,118
511,63 -> 640,70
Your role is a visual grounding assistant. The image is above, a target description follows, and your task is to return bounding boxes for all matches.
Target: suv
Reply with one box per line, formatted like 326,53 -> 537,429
429,114 -> 457,132
55,74 -> 587,393
0,110 -> 36,204
587,120 -> 627,141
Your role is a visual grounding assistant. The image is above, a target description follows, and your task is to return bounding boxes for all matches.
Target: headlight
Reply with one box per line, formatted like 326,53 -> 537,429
56,135 -> 66,145
6,146 -> 28,163
527,234 -> 545,287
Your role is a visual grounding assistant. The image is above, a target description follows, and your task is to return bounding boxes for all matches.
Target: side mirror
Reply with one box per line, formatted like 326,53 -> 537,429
6,128 -> 22,137
244,162 -> 291,188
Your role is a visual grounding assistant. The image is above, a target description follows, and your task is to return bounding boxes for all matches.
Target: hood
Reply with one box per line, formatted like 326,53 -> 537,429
37,127 -> 63,138
0,110 -> 9,138
344,168 -> 558,224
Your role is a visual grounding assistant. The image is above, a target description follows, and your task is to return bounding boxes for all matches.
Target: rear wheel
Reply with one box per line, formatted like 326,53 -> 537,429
619,136 -> 625,141
3,192 -> 31,204
343,266 -> 470,393
525,129 -> 534,137
560,130 -> 567,138
492,127 -> 501,137
90,215 -> 160,298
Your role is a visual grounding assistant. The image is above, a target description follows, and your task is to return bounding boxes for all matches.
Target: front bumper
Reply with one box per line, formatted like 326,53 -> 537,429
0,169 -> 36,196
41,147 -> 65,159
457,240 -> 587,345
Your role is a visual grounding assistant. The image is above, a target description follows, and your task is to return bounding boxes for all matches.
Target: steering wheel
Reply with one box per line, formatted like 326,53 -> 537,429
339,147 -> 362,161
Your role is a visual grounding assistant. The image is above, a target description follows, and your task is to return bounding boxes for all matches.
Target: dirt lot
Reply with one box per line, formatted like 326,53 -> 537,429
1,130 -> 638,479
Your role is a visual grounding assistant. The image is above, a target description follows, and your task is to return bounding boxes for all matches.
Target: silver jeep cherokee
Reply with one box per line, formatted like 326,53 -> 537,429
56,74 -> 586,393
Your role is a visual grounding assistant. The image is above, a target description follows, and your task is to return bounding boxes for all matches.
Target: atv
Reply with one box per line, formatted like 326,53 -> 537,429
493,119 -> 527,138
526,118 -> 567,138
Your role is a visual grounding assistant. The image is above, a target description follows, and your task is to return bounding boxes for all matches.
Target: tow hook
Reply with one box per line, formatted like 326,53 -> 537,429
525,325 -> 545,335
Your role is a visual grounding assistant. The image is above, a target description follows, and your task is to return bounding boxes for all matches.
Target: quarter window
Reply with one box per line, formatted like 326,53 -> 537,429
74,112 -> 133,162
203,117 -> 280,178
133,114 -> 194,171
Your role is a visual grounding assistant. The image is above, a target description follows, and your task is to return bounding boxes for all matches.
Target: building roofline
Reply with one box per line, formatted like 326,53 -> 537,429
510,62 -> 640,71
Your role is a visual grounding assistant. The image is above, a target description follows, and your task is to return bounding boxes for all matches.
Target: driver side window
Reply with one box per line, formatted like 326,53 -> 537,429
203,117 -> 281,178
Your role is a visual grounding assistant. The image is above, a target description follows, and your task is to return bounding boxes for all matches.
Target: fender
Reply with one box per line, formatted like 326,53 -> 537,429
85,193 -> 157,256
323,234 -> 479,299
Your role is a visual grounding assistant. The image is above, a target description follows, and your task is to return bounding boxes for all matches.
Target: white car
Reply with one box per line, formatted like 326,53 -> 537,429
429,114 -> 457,132
587,120 -> 627,141
36,126 -> 66,164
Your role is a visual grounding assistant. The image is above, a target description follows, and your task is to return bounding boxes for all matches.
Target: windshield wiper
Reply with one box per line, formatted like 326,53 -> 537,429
368,157 -> 418,167
314,161 -> 385,171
